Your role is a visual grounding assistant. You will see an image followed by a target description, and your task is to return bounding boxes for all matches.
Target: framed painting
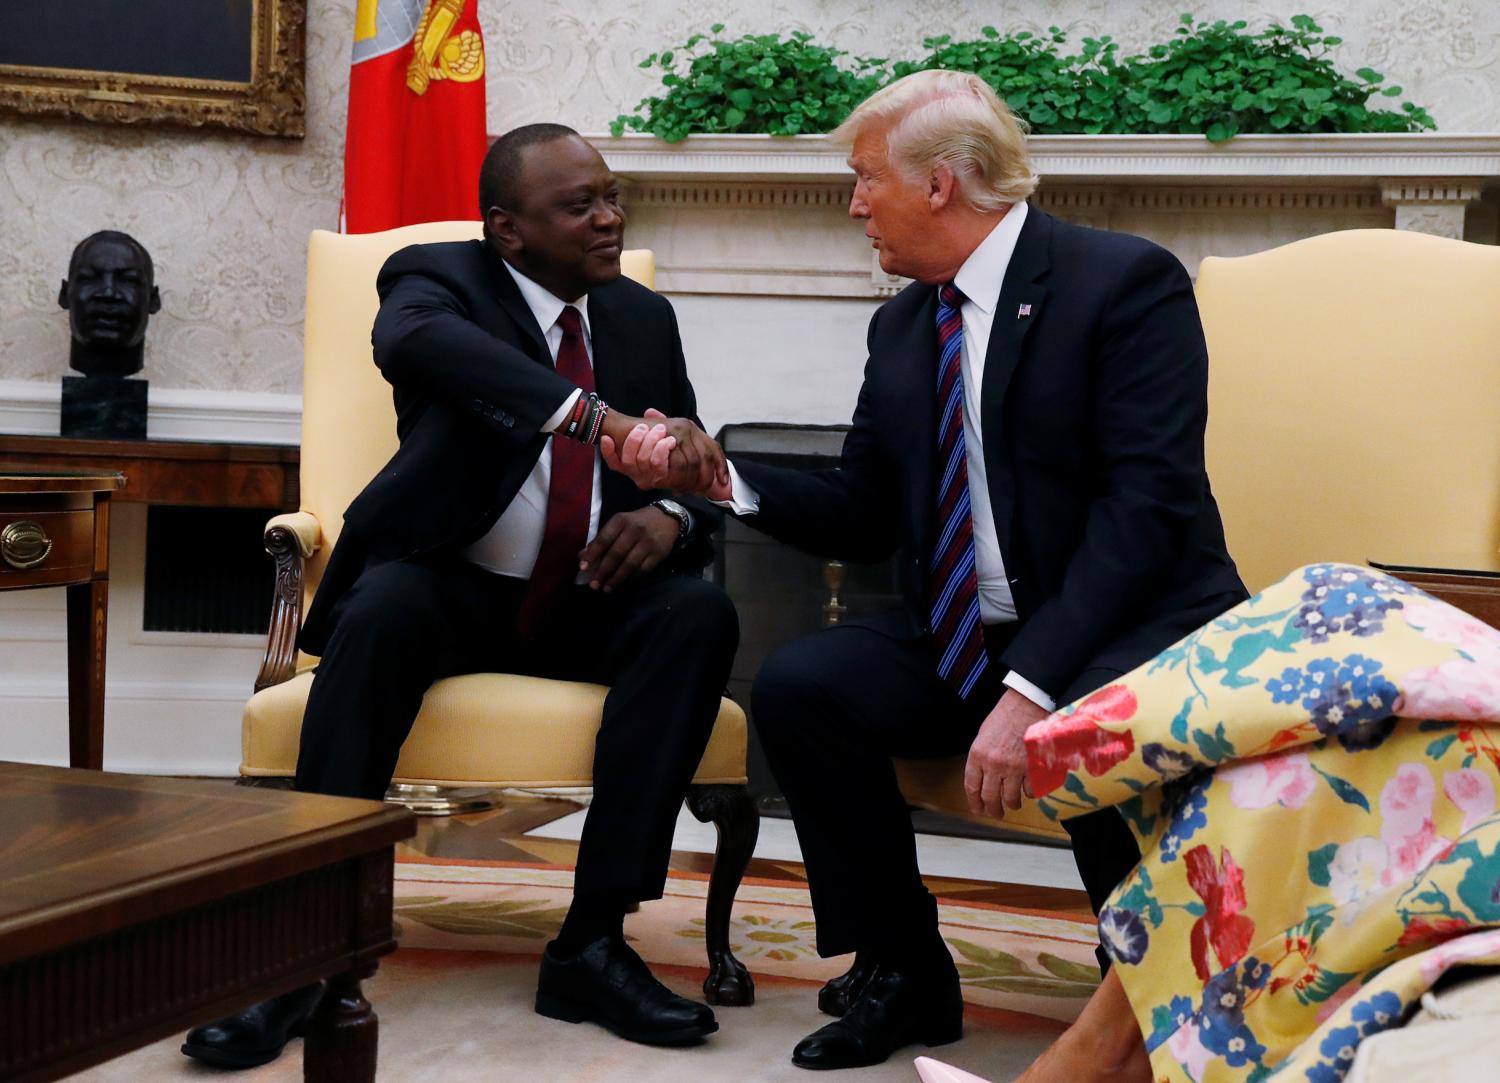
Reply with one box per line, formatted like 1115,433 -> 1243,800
0,0 -> 306,138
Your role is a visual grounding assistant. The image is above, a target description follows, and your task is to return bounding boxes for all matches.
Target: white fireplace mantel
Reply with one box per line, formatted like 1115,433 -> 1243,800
593,131 -> 1500,183
589,132 -> 1500,298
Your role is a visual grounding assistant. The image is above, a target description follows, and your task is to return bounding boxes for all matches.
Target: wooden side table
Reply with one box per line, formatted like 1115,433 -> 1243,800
1370,554 -> 1500,629
0,472 -> 124,769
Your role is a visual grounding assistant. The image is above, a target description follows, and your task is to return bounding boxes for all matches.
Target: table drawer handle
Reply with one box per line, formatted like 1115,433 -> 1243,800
2,520 -> 53,569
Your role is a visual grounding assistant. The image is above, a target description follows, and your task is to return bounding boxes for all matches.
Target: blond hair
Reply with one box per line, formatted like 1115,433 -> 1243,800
831,70 -> 1038,211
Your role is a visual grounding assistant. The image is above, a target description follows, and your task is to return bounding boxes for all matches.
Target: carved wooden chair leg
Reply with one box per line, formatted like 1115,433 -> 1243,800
686,783 -> 759,1007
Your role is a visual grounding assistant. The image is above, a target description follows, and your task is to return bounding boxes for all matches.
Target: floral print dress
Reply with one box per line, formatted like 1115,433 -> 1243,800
1023,564 -> 1500,1082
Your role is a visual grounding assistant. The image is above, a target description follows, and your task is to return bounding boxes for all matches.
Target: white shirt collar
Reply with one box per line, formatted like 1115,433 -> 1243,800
952,200 -> 1029,315
501,258 -> 592,339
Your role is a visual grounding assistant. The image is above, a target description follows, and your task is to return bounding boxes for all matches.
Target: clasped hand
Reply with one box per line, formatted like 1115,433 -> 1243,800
600,408 -> 730,500
964,689 -> 1050,819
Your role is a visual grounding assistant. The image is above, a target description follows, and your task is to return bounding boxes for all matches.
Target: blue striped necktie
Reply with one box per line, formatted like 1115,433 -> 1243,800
929,282 -> 989,699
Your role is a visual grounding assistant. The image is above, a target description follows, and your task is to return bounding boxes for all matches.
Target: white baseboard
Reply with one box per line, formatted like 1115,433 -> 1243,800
1,678 -> 249,703
0,379 -> 302,445
13,756 -> 241,777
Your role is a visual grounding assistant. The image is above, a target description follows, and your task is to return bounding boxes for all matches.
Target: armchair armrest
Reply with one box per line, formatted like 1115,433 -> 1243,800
255,511 -> 322,693
265,511 -> 320,559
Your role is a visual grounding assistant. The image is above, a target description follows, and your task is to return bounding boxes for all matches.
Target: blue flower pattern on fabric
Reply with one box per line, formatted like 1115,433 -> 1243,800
1198,968 -> 1267,1068
1158,776 -> 1210,863
1100,905 -> 1150,965
1293,564 -> 1412,644
1262,653 -> 1400,751
1350,990 -> 1403,1036
1143,741 -> 1197,779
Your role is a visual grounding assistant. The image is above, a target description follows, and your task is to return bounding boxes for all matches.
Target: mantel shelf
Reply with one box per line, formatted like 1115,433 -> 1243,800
583,132 -> 1499,301
590,132 -> 1500,185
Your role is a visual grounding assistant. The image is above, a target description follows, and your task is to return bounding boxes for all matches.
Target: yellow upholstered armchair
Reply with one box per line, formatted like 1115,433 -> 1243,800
241,222 -> 758,1006
894,227 -> 1500,847
1197,228 -> 1500,593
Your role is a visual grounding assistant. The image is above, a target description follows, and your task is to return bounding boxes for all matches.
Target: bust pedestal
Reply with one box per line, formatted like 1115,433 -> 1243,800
61,376 -> 147,440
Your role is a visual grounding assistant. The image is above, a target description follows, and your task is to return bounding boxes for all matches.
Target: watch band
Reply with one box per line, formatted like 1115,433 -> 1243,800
652,499 -> 692,546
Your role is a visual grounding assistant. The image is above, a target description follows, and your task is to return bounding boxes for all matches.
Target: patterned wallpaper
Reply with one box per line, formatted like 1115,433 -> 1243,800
1,0 -> 1496,394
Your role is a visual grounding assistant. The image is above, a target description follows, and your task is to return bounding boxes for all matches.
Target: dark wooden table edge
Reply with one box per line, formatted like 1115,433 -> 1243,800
7,850 -> 405,1083
0,806 -> 415,966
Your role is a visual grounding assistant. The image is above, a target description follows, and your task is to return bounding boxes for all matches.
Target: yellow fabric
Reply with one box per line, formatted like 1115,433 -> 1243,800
244,225 -> 703,788
243,671 -> 747,786
1023,564 -> 1500,1081
1198,229 -> 1500,593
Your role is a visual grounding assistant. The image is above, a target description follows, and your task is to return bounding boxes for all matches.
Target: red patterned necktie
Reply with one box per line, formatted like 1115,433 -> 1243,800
519,305 -> 594,635
929,283 -> 989,698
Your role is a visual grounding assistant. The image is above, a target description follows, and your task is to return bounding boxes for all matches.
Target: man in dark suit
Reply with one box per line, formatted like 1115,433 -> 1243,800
183,125 -> 735,1069
618,71 -> 1247,1071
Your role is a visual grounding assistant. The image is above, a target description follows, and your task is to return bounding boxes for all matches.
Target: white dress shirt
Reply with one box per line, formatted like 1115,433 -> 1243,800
463,261 -> 602,579
721,200 -> 1056,710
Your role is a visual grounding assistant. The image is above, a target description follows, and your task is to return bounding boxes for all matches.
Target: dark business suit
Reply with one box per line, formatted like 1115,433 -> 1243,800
739,209 -> 1246,960
295,239 -> 735,903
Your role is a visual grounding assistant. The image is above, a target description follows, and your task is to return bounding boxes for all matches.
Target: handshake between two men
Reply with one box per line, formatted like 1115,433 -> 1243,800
584,407 -> 1052,829
570,409 -> 730,594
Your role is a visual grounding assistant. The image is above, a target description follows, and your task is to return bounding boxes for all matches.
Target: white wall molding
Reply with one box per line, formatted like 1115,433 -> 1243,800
0,380 -> 301,445
3,677 -> 249,705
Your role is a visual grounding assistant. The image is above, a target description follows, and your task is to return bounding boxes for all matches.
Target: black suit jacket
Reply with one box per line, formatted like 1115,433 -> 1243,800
734,209 -> 1245,699
301,239 -> 719,655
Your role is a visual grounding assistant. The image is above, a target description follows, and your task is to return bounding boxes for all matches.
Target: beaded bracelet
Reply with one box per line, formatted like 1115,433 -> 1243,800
563,392 -> 610,445
562,392 -> 589,440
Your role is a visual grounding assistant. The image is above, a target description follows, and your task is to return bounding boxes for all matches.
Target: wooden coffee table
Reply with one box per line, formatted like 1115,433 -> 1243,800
0,763 -> 415,1081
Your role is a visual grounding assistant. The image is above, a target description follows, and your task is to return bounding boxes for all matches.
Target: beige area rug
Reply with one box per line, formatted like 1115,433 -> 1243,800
78,858 -> 1098,1082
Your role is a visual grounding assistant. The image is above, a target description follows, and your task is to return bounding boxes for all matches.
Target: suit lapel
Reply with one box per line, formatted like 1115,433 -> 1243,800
483,245 -> 550,361
980,208 -> 1051,567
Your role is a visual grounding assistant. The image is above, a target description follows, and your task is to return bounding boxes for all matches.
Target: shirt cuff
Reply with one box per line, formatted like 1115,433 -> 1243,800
1002,670 -> 1057,713
542,389 -> 583,433
711,460 -> 761,516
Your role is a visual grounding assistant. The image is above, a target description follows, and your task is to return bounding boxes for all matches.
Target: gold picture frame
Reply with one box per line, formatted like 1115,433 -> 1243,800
0,0 -> 307,138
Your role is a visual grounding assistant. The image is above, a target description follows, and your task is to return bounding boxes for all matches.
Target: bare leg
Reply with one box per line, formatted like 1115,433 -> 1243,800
1014,969 -> 1151,1083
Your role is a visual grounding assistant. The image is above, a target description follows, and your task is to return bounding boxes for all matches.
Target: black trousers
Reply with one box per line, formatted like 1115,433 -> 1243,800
293,558 -> 738,901
751,620 -> 1137,961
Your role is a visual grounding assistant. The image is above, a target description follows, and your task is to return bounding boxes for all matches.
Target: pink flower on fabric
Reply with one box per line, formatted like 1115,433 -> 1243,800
1025,685 -> 1138,797
1378,764 -> 1451,885
1167,1015 -> 1214,1080
1314,978 -> 1364,1024
1222,750 -> 1317,810
1443,769 -> 1497,834
1418,927 -> 1500,985
1400,603 -> 1500,721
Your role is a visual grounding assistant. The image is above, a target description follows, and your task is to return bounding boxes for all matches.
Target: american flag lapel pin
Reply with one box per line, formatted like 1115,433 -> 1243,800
1017,303 -> 1033,319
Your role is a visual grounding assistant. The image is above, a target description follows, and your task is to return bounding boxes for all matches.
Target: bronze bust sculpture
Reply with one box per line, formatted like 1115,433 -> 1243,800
57,231 -> 158,438
57,231 -> 161,378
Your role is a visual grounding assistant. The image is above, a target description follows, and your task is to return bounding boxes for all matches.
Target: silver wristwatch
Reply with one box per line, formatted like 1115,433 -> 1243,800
652,498 -> 692,547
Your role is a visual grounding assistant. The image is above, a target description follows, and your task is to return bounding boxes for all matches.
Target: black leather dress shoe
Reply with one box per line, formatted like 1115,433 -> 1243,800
181,983 -> 325,1069
818,952 -> 878,1017
536,935 -> 718,1046
793,965 -> 963,1070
